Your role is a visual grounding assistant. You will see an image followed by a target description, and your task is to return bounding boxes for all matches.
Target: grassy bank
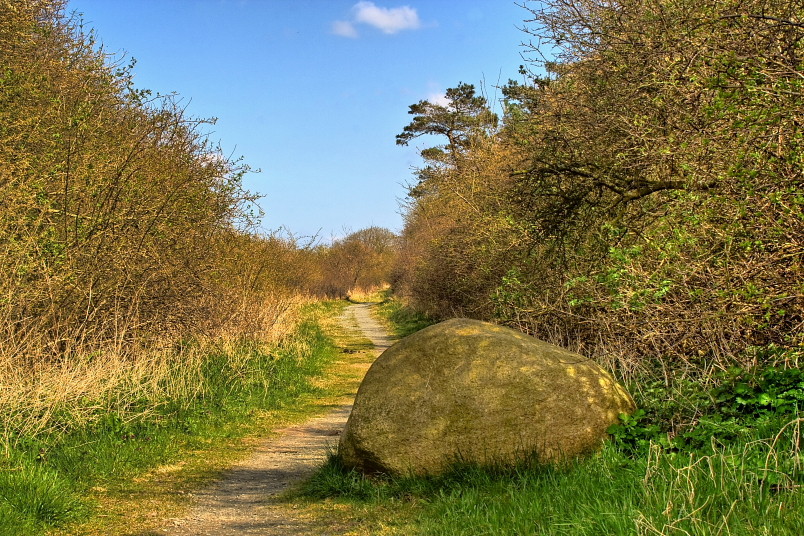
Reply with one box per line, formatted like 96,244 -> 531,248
300,297 -> 803,535
0,301 -> 346,536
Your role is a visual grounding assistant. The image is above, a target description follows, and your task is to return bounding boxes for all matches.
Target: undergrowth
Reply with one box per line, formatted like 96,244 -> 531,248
610,360 -> 804,455
0,301 -> 343,535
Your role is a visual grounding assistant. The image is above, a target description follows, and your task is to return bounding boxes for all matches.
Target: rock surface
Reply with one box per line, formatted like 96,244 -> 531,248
338,318 -> 635,475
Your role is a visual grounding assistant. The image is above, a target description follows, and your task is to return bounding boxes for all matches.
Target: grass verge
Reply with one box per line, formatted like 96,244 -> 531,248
0,300 -> 347,536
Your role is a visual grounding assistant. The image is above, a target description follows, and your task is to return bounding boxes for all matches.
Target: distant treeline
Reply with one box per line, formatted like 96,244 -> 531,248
392,0 -> 803,377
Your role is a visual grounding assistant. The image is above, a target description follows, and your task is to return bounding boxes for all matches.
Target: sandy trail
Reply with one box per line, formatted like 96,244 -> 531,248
160,303 -> 392,536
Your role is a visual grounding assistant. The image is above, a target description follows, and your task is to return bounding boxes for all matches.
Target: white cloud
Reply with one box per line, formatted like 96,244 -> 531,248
427,92 -> 451,107
425,83 -> 450,107
353,1 -> 421,34
331,20 -> 359,38
333,2 -> 422,38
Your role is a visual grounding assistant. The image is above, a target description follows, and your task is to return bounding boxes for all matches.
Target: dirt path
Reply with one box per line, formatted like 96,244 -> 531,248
159,303 -> 392,536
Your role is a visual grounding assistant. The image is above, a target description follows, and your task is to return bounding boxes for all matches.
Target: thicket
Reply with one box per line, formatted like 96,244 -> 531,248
0,3 -> 398,529
0,0 -> 323,454
394,0 -> 803,384
0,6 -> 358,532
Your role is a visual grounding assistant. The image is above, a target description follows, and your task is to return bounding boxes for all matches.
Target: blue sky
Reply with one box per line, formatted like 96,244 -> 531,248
66,0 -> 534,241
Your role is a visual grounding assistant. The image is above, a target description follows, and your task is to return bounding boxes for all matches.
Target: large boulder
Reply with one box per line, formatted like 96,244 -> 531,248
338,318 -> 635,475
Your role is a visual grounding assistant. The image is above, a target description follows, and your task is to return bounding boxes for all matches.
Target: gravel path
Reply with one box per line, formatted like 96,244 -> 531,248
345,302 -> 394,354
161,303 -> 392,536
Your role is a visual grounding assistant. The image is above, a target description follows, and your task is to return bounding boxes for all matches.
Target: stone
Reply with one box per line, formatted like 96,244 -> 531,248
338,318 -> 635,475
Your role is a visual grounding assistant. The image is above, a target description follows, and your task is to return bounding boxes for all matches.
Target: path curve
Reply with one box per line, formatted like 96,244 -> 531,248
162,303 -> 392,536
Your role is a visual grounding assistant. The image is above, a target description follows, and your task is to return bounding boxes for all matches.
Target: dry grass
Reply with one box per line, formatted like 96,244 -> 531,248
0,293 -> 308,454
347,285 -> 391,304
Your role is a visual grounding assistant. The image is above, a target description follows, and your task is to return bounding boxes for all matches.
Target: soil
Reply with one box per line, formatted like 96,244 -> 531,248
159,303 -> 393,536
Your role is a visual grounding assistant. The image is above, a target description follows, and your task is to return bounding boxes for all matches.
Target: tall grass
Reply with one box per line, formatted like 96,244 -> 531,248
0,301 -> 342,535
375,293 -> 436,338
0,294 -> 306,450
419,430 -> 802,536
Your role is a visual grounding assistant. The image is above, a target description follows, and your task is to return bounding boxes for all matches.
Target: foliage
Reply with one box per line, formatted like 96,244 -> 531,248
0,0 -> 328,381
382,5 -> 804,528
0,0 -> 330,444
396,82 -> 499,167
2,0 -> 256,351
0,4 -> 351,531
392,0 -> 803,381
610,363 -> 804,455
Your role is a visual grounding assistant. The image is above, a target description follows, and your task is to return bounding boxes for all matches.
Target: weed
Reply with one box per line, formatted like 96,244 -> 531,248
609,364 -> 804,455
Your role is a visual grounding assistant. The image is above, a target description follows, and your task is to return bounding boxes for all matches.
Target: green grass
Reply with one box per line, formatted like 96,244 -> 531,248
0,464 -> 86,532
302,423 -> 803,535
0,302 -> 344,535
375,293 -> 435,338
416,434 -> 803,535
